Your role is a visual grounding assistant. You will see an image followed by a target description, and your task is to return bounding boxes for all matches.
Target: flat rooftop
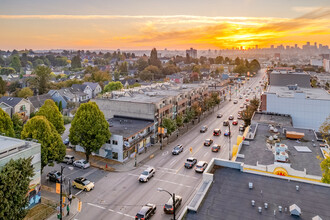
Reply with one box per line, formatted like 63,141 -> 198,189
252,112 -> 293,128
267,86 -> 330,100
236,123 -> 323,176
0,136 -> 38,158
107,116 -> 154,139
185,167 -> 330,220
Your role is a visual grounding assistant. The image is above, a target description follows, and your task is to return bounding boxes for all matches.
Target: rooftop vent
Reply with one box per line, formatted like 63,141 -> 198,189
264,203 -> 268,209
278,206 -> 282,212
258,207 -> 262,213
248,182 -> 253,189
251,200 -> 255,206
312,215 -> 323,220
289,204 -> 301,216
296,185 -> 299,191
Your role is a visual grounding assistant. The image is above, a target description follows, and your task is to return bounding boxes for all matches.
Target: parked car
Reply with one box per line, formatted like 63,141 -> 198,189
232,120 -> 238,125
200,125 -> 208,133
172,144 -> 184,155
47,171 -> 62,183
139,167 -> 155,182
228,115 -> 234,120
239,125 -> 245,132
237,114 -> 242,119
73,159 -> 90,169
246,98 -> 249,102
63,155 -> 75,164
224,130 -> 231,136
195,161 -> 208,173
135,203 -> 156,220
163,195 -> 182,214
72,177 -> 94,191
204,139 -> 213,146
184,157 -> 197,168
211,144 -> 221,152
233,100 -> 238,104
240,104 -> 244,109
217,113 -> 223,118
239,95 -> 243,99
63,138 -> 69,145
213,129 -> 221,136
223,120 -> 229,126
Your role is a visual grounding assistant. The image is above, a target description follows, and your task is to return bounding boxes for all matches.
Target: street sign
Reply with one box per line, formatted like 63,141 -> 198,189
56,183 -> 60,194
78,201 -> 82,212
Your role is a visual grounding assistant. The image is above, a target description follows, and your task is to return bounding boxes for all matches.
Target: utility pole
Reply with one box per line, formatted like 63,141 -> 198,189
173,192 -> 176,220
60,166 -> 64,220
228,124 -> 232,160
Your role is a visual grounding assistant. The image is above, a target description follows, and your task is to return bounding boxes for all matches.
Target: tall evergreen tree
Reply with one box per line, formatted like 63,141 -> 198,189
149,48 -> 161,68
34,66 -> 51,94
0,77 -> 6,95
0,157 -> 34,220
71,55 -> 82,69
12,113 -> 23,138
10,56 -> 21,72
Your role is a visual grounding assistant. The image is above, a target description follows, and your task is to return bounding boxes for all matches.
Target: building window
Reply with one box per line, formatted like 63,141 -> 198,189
106,140 -> 111,144
112,152 -> 118,160
132,136 -> 135,140
112,140 -> 118,145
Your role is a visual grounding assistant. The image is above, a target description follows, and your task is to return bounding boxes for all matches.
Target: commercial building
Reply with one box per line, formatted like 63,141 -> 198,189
0,136 -> 41,209
260,85 -> 330,130
186,48 -> 197,59
76,116 -> 154,162
268,70 -> 311,88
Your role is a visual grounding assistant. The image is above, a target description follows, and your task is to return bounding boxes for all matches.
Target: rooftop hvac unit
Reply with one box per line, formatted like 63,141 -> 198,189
248,182 -> 253,189
312,215 -> 323,220
275,151 -> 289,162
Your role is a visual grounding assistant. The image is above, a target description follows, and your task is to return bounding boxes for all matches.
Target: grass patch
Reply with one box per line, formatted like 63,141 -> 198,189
24,197 -> 56,220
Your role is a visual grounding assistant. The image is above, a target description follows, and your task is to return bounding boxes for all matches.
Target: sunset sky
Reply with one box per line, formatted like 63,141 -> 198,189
1,0 -> 330,50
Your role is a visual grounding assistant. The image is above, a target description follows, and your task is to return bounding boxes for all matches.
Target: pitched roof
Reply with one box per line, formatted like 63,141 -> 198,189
27,94 -> 53,109
71,84 -> 87,91
83,82 -> 100,90
0,96 -> 24,107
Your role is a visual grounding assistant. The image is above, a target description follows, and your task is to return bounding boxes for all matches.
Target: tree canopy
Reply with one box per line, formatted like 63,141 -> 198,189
17,87 -> 33,98
21,116 -> 66,170
0,157 -> 34,220
33,66 -> 51,95
0,77 -> 6,95
71,55 -> 82,69
10,56 -> 21,72
0,108 -> 15,137
69,102 -> 111,161
149,48 -> 161,68
103,81 -> 123,93
36,99 -> 65,134
12,113 -> 23,138
162,118 -> 177,136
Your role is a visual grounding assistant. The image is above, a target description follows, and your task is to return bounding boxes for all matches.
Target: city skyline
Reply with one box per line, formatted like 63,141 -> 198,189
0,0 -> 330,50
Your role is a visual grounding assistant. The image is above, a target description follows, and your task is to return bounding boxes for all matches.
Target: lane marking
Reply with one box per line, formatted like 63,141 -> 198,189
203,152 -> 209,157
162,151 -> 168,156
87,203 -> 134,219
157,169 -> 198,179
128,173 -> 192,188
75,190 -> 83,196
169,159 -> 177,165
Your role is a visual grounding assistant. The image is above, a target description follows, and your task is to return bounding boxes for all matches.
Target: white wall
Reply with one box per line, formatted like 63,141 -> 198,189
266,93 -> 330,130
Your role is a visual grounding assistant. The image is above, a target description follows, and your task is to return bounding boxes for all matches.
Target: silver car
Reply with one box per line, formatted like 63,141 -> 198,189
139,167 -> 155,182
73,159 -> 90,169
195,161 -> 208,173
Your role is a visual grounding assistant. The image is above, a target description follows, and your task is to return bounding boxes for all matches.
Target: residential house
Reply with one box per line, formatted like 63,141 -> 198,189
48,90 -> 68,109
72,84 -> 93,100
27,94 -> 53,112
0,102 -> 12,117
83,82 -> 102,98
0,96 -> 32,119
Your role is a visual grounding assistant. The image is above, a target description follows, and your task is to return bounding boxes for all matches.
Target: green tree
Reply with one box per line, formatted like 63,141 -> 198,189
58,101 -> 63,112
144,65 -> 161,79
176,114 -> 184,127
162,118 -> 177,136
118,61 -> 128,74
103,81 -> 123,93
69,102 -> 111,162
311,79 -> 317,88
184,108 -> 195,123
33,66 -> 51,94
10,56 -> 21,72
137,58 -> 148,71
33,59 -> 44,68
215,56 -> 224,64
0,108 -> 15,137
319,115 -> 330,146
0,67 -> 15,75
249,59 -> 261,73
17,87 -> 33,98
71,55 -> 82,69
114,70 -> 121,81
139,70 -> 153,81
234,57 -> 241,65
0,157 -> 34,220
149,48 -> 161,68
21,116 -> 66,170
12,113 -> 23,138
211,92 -> 220,105
320,157 -> 330,184
36,99 -> 65,134
0,77 -> 6,95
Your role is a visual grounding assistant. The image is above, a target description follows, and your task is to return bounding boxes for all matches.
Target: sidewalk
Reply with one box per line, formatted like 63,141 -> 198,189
65,100 -> 228,173
44,189 -> 79,220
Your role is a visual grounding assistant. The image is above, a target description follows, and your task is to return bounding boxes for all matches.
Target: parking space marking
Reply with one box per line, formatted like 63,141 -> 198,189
128,173 -> 192,188
86,203 -> 134,219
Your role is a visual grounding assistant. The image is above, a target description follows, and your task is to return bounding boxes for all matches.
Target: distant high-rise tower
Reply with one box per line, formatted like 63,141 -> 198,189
271,45 -> 274,49
186,48 -> 197,59
295,44 -> 298,49
255,45 -> 258,49
286,46 -> 290,50
314,42 -> 317,49
307,42 -> 310,46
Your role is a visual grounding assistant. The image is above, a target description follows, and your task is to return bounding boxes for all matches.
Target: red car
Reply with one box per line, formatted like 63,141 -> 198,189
232,120 -> 238,125
211,144 -> 221,152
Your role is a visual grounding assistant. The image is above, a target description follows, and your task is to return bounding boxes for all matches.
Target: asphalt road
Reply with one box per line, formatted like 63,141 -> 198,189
42,71 -> 266,220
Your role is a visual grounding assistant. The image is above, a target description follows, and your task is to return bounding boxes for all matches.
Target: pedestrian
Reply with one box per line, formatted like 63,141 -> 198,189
68,194 -> 72,204
67,204 -> 70,216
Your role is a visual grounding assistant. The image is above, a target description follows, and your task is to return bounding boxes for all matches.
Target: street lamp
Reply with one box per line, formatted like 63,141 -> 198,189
157,188 -> 176,220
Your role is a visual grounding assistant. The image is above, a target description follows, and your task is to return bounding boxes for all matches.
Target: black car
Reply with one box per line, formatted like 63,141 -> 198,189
217,113 -> 223,118
184,157 -> 197,168
135,203 -> 156,220
164,195 -> 182,214
47,171 -> 62,183
172,144 -> 184,155
200,125 -> 208,133
204,139 -> 213,146
223,120 -> 229,126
